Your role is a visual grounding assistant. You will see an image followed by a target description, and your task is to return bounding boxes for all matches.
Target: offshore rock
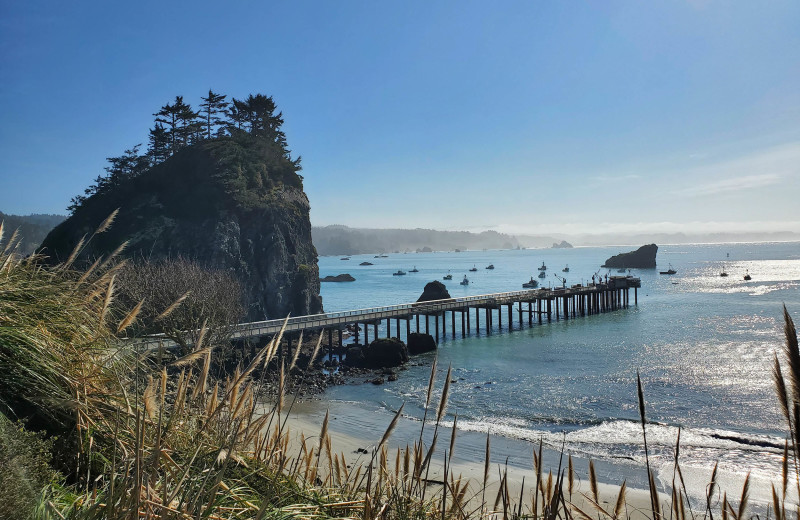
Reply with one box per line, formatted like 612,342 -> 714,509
552,240 -> 573,248
417,280 -> 452,302
602,244 -> 658,269
407,333 -> 437,355
320,273 -> 355,282
39,144 -> 322,321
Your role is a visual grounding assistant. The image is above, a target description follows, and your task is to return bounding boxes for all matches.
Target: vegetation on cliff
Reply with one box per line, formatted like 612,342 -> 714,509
40,91 -> 321,320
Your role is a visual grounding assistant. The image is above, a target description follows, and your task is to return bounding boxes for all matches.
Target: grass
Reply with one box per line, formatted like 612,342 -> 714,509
1,217 -> 798,519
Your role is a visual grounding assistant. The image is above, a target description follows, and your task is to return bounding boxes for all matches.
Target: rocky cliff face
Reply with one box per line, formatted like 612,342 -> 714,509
602,244 -> 658,268
40,143 -> 322,321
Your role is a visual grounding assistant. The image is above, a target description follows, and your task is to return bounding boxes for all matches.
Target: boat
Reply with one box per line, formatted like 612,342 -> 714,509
460,275 -> 469,285
538,262 -> 547,271
340,257 -> 350,260
469,265 -> 478,272
443,273 -> 452,280
744,270 -> 751,281
538,271 -> 546,279
659,264 -> 677,275
410,266 -> 419,272
486,264 -> 495,270
522,277 -> 539,289
719,270 -> 728,277
562,265 -> 569,272
392,270 -> 406,276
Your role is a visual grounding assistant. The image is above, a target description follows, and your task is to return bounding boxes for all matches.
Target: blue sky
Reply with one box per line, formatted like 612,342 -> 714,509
1,1 -> 798,235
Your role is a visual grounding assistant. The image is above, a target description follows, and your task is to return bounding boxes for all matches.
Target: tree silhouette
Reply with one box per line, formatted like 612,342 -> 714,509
199,90 -> 229,139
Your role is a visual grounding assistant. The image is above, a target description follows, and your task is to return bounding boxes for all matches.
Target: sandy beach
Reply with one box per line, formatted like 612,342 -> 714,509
278,400 -> 659,519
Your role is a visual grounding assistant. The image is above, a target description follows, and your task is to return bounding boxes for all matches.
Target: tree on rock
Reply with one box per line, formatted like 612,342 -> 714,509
199,89 -> 229,139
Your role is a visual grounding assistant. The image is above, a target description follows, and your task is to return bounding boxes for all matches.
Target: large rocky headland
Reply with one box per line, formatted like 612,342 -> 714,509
601,243 -> 658,268
39,93 -> 322,321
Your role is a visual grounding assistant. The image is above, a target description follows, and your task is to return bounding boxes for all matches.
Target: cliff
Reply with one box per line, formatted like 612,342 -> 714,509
40,136 -> 322,321
602,244 -> 658,269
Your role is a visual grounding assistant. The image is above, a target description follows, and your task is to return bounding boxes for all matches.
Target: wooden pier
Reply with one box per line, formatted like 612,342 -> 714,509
137,275 -> 641,352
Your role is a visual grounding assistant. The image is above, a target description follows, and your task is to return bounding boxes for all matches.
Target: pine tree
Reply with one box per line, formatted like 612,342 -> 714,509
199,90 -> 229,139
154,96 -> 198,154
147,123 -> 170,164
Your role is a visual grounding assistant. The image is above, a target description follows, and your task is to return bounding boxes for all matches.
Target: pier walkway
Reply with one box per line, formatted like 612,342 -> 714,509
137,275 -> 641,351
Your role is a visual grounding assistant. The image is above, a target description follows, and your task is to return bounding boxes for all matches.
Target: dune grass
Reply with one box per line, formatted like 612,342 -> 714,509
1,217 -> 798,519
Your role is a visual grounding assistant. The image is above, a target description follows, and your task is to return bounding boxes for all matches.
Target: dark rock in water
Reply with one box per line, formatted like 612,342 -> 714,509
388,373 -> 398,382
417,280 -> 452,302
552,240 -> 573,249
407,332 -> 437,355
39,143 -> 322,321
320,273 -> 355,282
602,244 -> 658,268
342,346 -> 366,367
359,261 -> 373,266
362,337 -> 409,368
372,377 -> 385,385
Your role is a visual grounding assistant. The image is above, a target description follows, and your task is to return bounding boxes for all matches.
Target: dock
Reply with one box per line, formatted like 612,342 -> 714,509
136,275 -> 641,353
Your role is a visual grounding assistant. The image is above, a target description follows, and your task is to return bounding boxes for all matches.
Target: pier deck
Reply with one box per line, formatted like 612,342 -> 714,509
136,275 -> 641,350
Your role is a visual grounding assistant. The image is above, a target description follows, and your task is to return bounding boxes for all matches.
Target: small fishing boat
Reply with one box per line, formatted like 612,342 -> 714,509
392,270 -> 406,276
469,265 -> 478,272
341,257 -> 350,260
660,264 -> 677,275
460,275 -> 469,285
486,264 -> 495,270
538,271 -> 546,279
744,271 -> 751,281
410,266 -> 419,272
443,271 -> 452,280
562,265 -> 569,272
719,264 -> 729,277
538,262 -> 547,271
522,277 -> 539,289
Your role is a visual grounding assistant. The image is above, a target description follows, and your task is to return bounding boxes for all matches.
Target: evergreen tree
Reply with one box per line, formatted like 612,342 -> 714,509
199,90 -> 229,139
147,123 -> 170,164
154,96 -> 198,154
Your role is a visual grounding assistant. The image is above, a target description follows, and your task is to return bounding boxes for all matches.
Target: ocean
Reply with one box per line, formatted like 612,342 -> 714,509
313,242 -> 800,503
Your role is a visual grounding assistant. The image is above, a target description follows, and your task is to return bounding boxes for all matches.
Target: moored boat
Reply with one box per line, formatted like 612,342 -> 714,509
469,265 -> 478,272
392,270 -> 406,276
538,271 -> 546,278
744,270 -> 751,281
410,266 -> 419,272
460,275 -> 469,285
538,262 -> 547,271
660,264 -> 677,275
522,277 -> 539,288
486,264 -> 495,270
562,265 -> 569,272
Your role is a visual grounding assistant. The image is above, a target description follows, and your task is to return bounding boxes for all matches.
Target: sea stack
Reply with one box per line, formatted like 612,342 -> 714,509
602,244 -> 658,268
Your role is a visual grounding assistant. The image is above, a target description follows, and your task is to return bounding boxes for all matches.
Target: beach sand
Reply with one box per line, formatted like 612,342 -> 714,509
277,400 -> 659,519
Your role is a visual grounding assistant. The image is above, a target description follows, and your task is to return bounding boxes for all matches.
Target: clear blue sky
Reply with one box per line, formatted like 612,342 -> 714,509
1,1 -> 798,235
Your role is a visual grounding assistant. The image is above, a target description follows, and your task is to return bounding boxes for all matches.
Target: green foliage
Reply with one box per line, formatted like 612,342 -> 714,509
67,91 -> 302,216
0,415 -> 60,520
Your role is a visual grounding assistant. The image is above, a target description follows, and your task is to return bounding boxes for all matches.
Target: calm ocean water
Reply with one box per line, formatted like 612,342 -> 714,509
316,242 -> 800,500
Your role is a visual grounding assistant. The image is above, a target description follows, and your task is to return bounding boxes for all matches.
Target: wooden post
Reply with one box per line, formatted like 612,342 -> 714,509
497,306 -> 502,330
435,314 -> 440,341
416,314 -> 420,332
475,307 -> 480,332
451,311 -> 456,337
461,310 -> 466,338
635,287 -> 638,305
364,325 -> 369,345
425,315 -> 429,335
387,318 -> 391,337
508,304 -> 513,330
486,308 -> 491,334
374,322 -> 378,341
466,306 -> 471,334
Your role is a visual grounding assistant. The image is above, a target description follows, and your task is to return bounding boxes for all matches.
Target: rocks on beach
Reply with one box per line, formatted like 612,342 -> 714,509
408,332 -> 437,355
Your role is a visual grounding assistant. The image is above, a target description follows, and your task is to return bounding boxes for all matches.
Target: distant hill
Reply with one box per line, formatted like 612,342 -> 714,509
0,212 -> 66,255
312,225 -> 534,255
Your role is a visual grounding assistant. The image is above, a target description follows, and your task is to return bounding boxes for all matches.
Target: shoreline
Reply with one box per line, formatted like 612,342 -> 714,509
278,397 -> 791,515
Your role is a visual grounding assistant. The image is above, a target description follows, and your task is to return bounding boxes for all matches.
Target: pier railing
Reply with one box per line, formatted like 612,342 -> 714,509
134,276 -> 639,349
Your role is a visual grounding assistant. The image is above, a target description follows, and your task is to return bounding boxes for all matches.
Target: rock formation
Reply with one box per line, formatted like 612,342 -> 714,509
343,338 -> 409,368
320,274 -> 355,282
552,240 -> 573,249
408,333 -> 437,355
602,244 -> 658,268
417,281 -> 452,302
39,141 -> 322,321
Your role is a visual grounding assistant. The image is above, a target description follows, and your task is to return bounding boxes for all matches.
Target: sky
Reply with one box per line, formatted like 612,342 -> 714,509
1,1 -> 798,236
